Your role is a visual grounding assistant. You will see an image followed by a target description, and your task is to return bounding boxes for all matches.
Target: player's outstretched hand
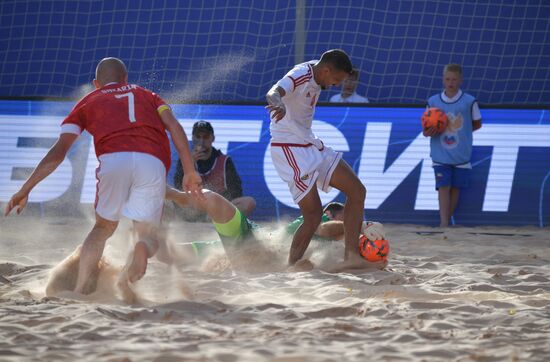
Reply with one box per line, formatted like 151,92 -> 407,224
4,190 -> 29,216
265,104 -> 286,122
183,171 -> 204,200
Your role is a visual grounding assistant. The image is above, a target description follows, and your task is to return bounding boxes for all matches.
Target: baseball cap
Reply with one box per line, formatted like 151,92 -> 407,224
192,121 -> 214,136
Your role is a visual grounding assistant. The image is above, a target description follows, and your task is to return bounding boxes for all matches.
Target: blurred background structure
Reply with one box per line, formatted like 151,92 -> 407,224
1,0 -> 549,104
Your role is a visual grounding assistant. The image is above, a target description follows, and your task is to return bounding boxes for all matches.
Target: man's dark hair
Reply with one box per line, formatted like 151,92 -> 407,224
323,201 -> 345,215
319,49 -> 353,74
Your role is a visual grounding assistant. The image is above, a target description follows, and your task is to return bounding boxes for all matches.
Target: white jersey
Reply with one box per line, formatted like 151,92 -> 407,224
270,61 -> 323,148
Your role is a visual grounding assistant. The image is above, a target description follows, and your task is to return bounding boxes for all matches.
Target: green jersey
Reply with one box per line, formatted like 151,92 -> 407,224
286,214 -> 331,238
190,213 -> 331,258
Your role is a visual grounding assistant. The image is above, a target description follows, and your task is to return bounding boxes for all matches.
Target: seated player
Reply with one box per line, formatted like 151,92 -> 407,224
165,187 -> 281,272
166,187 -> 387,273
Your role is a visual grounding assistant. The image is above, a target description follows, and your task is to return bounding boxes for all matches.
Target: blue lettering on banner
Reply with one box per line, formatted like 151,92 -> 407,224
0,100 -> 549,226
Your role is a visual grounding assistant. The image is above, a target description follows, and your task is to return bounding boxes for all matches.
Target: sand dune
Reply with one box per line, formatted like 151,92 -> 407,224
1,216 -> 549,361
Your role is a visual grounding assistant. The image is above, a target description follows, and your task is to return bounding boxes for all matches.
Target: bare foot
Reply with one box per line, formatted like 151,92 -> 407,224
74,266 -> 100,295
126,242 -> 149,283
288,259 -> 314,272
155,237 -> 173,265
326,256 -> 388,273
117,270 -> 137,304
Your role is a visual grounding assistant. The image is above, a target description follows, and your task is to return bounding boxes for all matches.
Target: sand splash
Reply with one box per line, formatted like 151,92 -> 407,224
1,215 -> 549,361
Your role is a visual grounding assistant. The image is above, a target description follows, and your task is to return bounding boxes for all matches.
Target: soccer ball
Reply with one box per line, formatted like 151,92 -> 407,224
421,107 -> 448,134
358,235 -> 390,262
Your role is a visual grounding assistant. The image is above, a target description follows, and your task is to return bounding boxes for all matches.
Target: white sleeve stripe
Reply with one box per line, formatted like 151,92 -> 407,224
60,123 -> 82,135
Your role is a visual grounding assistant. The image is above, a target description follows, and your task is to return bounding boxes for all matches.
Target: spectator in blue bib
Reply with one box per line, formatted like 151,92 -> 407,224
424,64 -> 482,227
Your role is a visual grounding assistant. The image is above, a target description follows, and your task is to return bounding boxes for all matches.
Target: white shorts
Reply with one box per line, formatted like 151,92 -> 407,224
270,143 -> 342,203
95,152 -> 166,225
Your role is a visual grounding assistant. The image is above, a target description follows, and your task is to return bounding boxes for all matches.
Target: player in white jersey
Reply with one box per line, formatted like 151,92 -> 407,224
266,49 -> 368,270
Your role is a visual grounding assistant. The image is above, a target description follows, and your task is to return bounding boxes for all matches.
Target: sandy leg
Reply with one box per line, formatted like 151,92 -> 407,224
116,242 -> 150,304
116,270 -> 137,304
125,242 -> 149,283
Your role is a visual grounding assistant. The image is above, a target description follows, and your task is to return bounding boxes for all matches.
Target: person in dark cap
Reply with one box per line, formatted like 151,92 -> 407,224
174,121 -> 256,218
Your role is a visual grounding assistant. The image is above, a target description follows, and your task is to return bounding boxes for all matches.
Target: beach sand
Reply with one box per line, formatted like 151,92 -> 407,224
1,215 -> 549,361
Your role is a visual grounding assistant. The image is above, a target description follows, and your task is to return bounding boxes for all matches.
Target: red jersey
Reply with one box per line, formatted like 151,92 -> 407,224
200,153 -> 228,195
62,82 -> 171,171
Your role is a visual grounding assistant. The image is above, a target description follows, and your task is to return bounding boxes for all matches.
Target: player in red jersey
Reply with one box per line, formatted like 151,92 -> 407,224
4,57 -> 202,295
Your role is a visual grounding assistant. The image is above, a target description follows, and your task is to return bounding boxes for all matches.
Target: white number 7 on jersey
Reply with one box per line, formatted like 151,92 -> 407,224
115,92 -> 136,123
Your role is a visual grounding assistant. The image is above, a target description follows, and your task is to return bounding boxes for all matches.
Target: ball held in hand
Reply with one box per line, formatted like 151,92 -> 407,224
421,107 -> 448,134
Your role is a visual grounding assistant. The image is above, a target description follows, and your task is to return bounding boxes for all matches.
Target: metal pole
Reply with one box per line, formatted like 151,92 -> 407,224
295,0 -> 306,64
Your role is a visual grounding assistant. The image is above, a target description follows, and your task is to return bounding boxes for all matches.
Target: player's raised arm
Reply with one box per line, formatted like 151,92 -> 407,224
4,133 -> 78,216
266,85 -> 286,122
